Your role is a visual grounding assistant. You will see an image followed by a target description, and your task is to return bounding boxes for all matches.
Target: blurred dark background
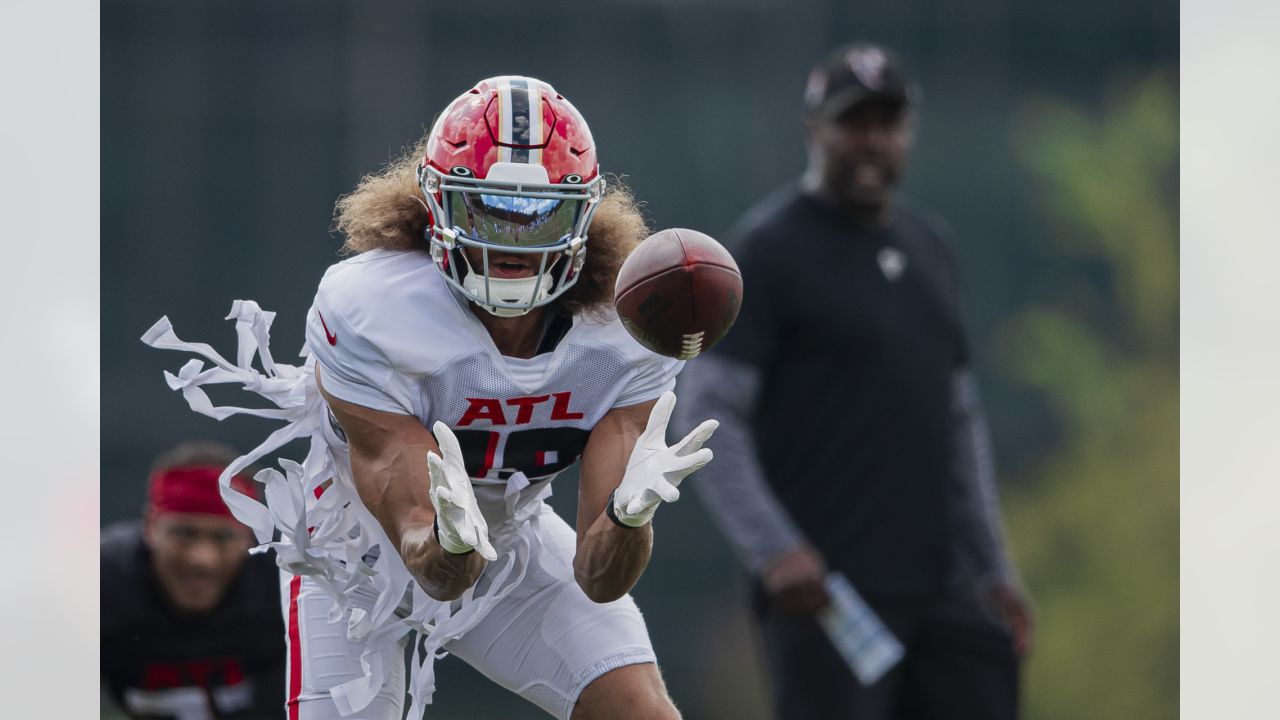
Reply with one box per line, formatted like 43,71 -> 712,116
102,1 -> 1178,718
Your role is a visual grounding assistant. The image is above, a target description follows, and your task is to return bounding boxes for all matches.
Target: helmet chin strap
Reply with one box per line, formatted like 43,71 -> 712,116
459,252 -> 554,317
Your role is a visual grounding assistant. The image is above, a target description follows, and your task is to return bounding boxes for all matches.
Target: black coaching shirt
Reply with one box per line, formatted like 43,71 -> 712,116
101,522 -> 285,720
713,186 -> 969,598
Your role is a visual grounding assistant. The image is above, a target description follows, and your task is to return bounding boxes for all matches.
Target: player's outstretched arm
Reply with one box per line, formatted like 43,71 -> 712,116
573,391 -> 717,603
317,367 -> 488,601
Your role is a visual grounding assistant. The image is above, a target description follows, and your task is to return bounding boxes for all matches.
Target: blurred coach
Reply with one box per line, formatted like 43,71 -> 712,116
674,43 -> 1033,719
101,441 -> 284,719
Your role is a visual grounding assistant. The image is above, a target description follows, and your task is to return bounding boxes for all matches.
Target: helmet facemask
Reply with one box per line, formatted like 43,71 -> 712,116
419,161 -> 603,317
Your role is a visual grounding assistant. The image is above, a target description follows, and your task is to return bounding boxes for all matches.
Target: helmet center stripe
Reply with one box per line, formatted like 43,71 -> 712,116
509,78 -> 531,163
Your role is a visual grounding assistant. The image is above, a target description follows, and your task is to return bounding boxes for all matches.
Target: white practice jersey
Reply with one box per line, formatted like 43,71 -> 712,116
306,248 -> 682,497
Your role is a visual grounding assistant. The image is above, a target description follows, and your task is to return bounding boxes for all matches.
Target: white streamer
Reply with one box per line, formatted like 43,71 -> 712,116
142,301 -> 556,717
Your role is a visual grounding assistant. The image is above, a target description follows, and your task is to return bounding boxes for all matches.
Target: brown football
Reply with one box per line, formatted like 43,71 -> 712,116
614,228 -> 743,360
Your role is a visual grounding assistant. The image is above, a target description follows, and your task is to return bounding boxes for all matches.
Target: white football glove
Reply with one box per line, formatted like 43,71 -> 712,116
426,421 -> 497,561
611,391 -> 719,528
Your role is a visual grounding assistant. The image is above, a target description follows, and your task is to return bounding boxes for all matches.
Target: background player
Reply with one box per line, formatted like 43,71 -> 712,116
101,441 -> 283,720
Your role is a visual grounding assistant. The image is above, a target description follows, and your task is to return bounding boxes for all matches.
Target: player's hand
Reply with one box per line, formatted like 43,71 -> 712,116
611,391 -> 718,527
762,545 -> 831,615
985,581 -> 1035,658
427,422 -> 497,561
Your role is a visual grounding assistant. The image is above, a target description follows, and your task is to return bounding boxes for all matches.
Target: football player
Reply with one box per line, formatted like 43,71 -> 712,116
100,441 -> 284,720
145,76 -> 717,720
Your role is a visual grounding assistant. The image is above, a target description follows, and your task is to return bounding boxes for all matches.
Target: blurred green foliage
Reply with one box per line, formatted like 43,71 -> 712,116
1001,70 -> 1178,719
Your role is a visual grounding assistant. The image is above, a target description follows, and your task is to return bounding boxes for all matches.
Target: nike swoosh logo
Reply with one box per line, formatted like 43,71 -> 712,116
317,310 -> 337,346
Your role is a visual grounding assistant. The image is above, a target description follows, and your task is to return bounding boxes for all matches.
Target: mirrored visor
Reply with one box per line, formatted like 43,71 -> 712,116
446,190 -> 583,248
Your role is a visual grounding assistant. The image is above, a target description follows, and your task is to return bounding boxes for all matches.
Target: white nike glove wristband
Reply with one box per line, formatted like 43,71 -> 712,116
433,517 -> 474,555
606,489 -> 645,529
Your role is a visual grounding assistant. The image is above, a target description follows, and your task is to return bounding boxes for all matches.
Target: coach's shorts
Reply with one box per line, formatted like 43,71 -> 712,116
280,503 -> 657,720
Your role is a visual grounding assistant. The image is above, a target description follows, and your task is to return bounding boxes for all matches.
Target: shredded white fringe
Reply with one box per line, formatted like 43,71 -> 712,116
142,301 -> 547,718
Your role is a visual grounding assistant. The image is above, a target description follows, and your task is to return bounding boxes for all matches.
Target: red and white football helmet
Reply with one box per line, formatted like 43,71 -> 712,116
417,76 -> 605,317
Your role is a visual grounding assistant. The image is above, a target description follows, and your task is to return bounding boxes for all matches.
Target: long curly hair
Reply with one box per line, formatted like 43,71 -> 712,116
333,137 -> 649,317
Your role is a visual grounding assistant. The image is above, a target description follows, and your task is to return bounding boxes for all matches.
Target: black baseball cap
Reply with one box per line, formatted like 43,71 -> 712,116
803,43 -> 920,120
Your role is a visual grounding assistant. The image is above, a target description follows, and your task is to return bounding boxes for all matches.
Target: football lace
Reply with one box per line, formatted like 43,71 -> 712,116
678,331 -> 706,360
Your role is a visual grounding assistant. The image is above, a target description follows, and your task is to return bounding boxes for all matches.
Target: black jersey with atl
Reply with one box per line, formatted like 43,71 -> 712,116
714,187 -> 969,597
100,522 -> 284,719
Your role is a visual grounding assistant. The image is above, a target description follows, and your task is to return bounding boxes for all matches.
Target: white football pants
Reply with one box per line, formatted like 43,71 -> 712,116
279,504 -> 657,720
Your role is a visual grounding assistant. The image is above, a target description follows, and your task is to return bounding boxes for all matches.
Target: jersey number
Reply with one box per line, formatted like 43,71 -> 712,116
453,427 -> 591,481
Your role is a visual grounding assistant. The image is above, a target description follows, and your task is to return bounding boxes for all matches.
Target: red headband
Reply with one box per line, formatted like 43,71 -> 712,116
146,465 -> 254,520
